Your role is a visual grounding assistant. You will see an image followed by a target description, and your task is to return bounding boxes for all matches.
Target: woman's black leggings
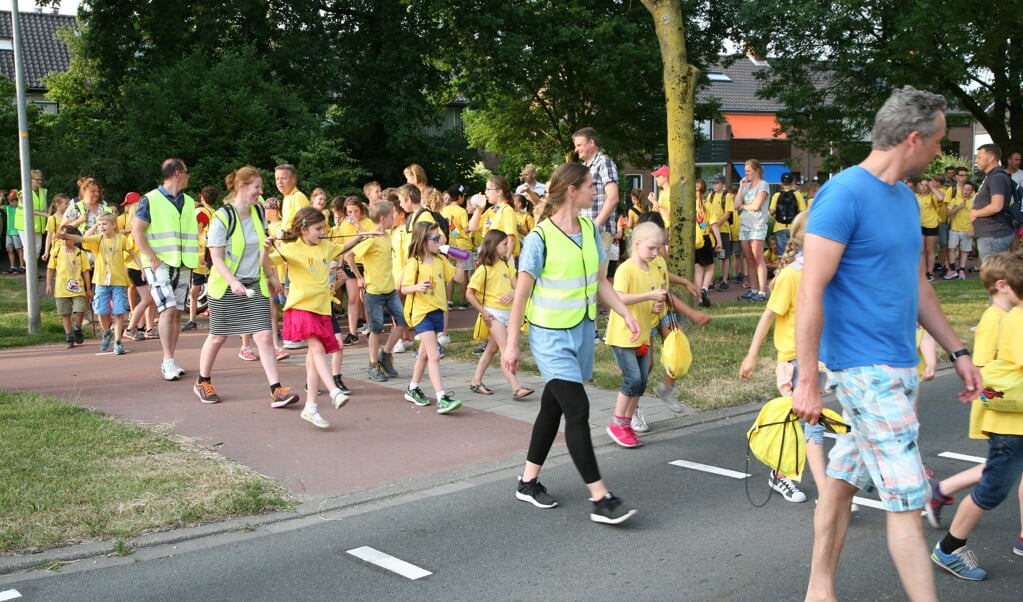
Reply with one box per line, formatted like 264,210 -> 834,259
525,378 -> 601,484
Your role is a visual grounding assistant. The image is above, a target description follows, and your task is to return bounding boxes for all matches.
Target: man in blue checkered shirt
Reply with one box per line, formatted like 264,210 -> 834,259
572,127 -> 619,281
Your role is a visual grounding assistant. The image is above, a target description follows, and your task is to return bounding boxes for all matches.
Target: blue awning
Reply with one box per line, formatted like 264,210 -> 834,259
733,162 -> 788,184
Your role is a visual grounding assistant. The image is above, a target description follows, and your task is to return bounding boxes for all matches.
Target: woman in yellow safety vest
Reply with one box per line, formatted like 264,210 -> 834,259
503,162 -> 641,526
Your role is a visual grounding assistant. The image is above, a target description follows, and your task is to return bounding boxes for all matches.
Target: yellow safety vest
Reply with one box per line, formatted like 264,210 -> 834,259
14,188 -> 47,233
207,204 -> 269,299
526,216 -> 599,329
141,189 -> 199,269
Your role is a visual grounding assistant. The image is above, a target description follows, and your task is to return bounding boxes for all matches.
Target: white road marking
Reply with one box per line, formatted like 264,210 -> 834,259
823,432 -> 837,440
938,451 -> 986,464
851,496 -> 885,511
0,589 -> 22,601
668,460 -> 751,480
346,546 -> 432,580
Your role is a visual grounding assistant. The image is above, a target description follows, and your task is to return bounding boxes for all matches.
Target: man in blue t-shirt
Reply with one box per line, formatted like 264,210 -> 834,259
792,86 -> 982,601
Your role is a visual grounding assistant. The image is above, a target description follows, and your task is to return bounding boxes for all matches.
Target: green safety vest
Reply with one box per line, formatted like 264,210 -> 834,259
14,188 -> 47,233
70,199 -> 113,233
526,216 -> 599,329
141,189 -> 199,269
207,204 -> 269,300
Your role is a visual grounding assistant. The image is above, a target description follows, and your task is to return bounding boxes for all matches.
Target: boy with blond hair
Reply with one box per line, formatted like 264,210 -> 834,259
48,226 -> 92,347
930,252 -> 1023,580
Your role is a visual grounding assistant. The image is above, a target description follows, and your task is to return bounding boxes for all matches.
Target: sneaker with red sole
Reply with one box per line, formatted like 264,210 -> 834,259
238,346 -> 258,361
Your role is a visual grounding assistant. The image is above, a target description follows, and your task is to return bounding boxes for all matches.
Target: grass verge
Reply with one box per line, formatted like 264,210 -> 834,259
0,391 -> 291,554
0,271 -> 80,348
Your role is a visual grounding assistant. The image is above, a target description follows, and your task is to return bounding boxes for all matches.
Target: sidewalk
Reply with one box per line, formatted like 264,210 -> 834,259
0,309 -> 705,502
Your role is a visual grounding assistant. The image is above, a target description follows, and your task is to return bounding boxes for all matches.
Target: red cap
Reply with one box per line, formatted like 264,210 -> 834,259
122,191 -> 142,206
651,165 -> 669,178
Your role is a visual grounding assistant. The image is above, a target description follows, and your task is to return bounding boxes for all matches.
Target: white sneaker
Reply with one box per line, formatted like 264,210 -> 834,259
769,472 -> 807,503
631,409 -> 650,433
301,408 -> 330,429
283,339 -> 307,350
392,339 -> 409,354
437,332 -> 451,345
170,359 -> 186,377
160,360 -> 180,381
357,323 -> 371,336
654,383 -> 688,413
330,388 -> 350,410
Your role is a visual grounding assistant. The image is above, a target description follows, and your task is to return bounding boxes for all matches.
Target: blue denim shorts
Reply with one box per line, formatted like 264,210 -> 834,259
365,290 -> 407,333
790,359 -> 826,445
611,345 -> 649,397
412,309 -> 445,334
970,433 -> 1023,510
92,285 -> 130,316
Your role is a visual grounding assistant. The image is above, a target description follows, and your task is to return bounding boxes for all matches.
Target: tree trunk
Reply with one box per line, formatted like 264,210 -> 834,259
642,0 -> 699,299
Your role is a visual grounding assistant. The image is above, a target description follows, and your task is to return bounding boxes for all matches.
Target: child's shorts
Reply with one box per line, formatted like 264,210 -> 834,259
970,433 -> 1023,510
55,296 -> 87,316
127,268 -> 146,287
6,234 -> 23,250
365,290 -> 407,333
93,285 -> 129,316
485,307 -> 511,327
948,230 -> 973,252
191,272 -> 208,286
412,309 -> 444,335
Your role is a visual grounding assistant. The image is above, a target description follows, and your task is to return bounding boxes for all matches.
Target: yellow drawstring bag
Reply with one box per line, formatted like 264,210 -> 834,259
980,358 -> 1023,412
747,397 -> 850,482
660,313 -> 692,379
473,314 -> 490,342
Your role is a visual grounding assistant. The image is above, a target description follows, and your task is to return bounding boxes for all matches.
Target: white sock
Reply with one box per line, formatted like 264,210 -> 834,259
305,402 -> 318,412
409,381 -> 420,391
436,390 -> 446,401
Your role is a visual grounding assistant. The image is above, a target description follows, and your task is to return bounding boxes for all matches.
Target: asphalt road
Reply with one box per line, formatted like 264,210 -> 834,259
3,372 -> 1021,601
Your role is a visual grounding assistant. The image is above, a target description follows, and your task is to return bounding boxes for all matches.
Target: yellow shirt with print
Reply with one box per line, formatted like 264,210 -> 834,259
766,262 -> 801,361
941,185 -> 961,224
605,258 -> 662,348
658,189 -> 671,229
707,191 -> 737,238
397,209 -> 438,281
971,305 -> 1023,438
81,234 -> 135,287
269,239 -> 345,315
467,260 -> 515,310
441,204 -> 473,251
48,244 -> 90,298
948,195 -> 973,232
352,234 -> 395,294
481,203 -> 520,255
700,195 -> 723,243
335,217 -> 375,241
917,193 -> 940,229
401,257 -> 455,326
768,190 -> 806,232
281,189 -> 310,230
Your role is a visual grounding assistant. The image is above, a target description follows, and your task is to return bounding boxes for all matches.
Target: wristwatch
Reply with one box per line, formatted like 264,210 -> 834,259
949,348 -> 971,361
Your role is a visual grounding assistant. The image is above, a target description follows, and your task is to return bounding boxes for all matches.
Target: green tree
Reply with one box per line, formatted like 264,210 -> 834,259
725,0 -> 1023,165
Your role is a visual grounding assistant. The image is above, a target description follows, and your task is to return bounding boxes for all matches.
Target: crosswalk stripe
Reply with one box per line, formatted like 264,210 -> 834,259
0,590 -> 22,601
938,451 -> 985,464
851,496 -> 885,510
668,460 -> 751,480
346,546 -> 432,580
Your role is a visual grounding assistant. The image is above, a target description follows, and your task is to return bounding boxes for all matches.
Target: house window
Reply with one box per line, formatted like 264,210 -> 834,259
625,174 -> 643,195
0,39 -> 12,51
706,72 -> 731,82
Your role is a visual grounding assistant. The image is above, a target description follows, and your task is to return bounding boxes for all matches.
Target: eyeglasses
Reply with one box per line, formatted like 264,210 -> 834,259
425,235 -> 441,242
485,187 -> 499,191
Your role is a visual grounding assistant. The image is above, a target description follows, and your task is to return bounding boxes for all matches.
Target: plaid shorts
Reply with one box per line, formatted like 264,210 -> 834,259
825,364 -> 925,512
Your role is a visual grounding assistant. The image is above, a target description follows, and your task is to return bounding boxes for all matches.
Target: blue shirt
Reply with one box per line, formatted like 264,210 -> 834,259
134,186 -> 186,223
808,166 -> 920,370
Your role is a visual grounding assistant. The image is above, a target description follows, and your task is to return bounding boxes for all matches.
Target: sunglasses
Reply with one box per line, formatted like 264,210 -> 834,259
425,235 -> 441,242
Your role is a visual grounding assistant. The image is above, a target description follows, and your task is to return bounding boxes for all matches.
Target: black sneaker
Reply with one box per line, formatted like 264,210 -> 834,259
367,362 -> 388,382
590,493 -> 636,525
333,375 -> 351,394
342,333 -> 358,346
73,328 -> 85,345
699,288 -> 712,307
65,336 -> 74,349
471,342 -> 487,356
378,351 -> 398,377
515,477 -> 558,508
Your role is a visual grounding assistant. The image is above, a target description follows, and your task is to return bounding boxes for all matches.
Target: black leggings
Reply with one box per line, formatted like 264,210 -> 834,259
526,378 -> 601,484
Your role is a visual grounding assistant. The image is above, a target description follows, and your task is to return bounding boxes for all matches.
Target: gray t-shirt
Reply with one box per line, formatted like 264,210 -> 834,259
207,208 -> 263,280
973,167 -> 1014,239
739,181 -> 770,230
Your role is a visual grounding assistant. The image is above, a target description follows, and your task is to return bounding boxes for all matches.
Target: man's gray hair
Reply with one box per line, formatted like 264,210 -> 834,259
872,86 -> 947,150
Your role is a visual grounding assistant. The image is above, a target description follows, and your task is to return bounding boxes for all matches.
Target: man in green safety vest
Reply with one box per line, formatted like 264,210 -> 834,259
132,158 -> 199,382
16,169 -> 48,262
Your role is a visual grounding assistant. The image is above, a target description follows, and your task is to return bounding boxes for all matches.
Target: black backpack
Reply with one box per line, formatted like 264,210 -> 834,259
407,207 -> 450,239
996,169 -> 1023,229
774,190 -> 799,225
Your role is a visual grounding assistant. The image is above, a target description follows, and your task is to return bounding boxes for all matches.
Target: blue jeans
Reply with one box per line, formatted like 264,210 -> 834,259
611,345 -> 650,397
774,229 -> 790,257
365,290 -> 407,333
976,234 -> 1013,259
971,433 -> 1023,510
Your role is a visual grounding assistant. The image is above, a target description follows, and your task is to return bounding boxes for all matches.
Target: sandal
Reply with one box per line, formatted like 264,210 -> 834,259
512,387 -> 535,400
469,382 -> 493,395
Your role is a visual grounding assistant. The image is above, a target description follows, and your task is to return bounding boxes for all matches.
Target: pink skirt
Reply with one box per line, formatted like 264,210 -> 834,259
282,309 -> 340,354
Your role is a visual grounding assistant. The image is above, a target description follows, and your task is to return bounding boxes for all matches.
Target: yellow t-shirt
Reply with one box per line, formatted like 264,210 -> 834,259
948,195 -> 973,232
44,214 -> 61,256
700,196 -> 723,242
266,221 -> 287,284
352,233 -> 395,294
401,256 -> 455,326
970,305 -> 1023,438
481,203 -> 519,255
516,210 -> 535,239
391,226 -> 408,290
768,190 -> 807,232
335,217 -> 375,241
658,189 -> 671,229
467,260 -> 515,310
81,234 -> 134,287
281,189 -> 310,230
766,261 -> 801,361
917,193 -> 940,229
441,204 -> 473,251
605,258 -> 662,348
941,185 -> 961,224
269,239 -> 345,315
707,191 -> 737,238
48,243 -> 90,298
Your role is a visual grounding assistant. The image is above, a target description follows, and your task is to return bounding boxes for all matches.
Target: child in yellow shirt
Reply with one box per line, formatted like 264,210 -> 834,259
47,226 -> 91,348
